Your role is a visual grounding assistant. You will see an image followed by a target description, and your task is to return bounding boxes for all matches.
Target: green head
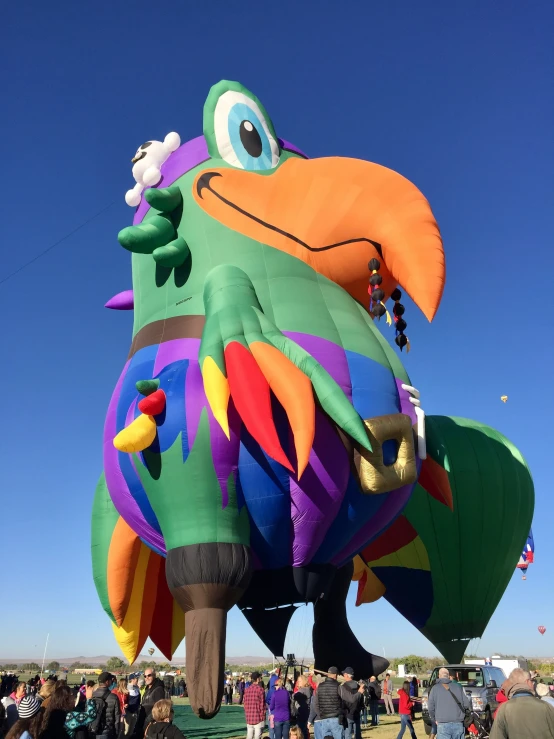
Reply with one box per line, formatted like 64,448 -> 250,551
118,80 -> 445,338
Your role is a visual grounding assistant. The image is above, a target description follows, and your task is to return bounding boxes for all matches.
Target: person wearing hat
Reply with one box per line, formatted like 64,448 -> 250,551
339,668 -> 365,739
90,672 -> 121,739
310,667 -> 344,739
6,694 -> 43,739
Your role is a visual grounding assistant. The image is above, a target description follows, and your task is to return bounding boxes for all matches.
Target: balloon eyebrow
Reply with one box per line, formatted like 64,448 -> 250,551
141,142 -> 153,149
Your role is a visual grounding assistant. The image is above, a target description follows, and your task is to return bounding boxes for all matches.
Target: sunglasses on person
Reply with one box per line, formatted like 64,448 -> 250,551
145,673 -> 154,678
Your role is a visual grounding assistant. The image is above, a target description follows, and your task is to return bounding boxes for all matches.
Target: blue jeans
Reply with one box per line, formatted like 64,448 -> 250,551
371,700 -> 380,725
396,714 -> 417,739
360,707 -> 368,726
344,717 -> 362,739
314,717 -> 344,739
436,723 -> 464,739
274,721 -> 290,739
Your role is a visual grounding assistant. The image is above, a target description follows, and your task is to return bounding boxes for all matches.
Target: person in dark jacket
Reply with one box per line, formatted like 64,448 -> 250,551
339,668 -> 364,739
136,671 -> 165,737
125,676 -> 141,736
490,668 -> 554,739
367,676 -> 382,727
311,668 -> 344,739
90,673 -> 120,739
292,675 -> 312,739
145,699 -> 186,739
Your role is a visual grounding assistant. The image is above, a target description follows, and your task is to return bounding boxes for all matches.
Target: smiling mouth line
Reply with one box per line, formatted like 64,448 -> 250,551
196,171 -> 383,256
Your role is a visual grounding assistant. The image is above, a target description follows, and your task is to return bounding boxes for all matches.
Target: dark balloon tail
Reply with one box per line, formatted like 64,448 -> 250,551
241,605 -> 298,658
313,561 -> 389,677
166,542 -> 252,718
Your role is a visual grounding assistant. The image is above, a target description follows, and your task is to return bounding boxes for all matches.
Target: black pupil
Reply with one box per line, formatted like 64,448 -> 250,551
239,120 -> 263,158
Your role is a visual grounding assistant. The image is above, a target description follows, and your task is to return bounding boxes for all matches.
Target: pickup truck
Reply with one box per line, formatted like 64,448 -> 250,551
420,663 -> 506,734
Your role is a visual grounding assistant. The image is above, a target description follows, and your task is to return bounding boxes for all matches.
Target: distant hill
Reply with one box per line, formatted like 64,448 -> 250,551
0,655 -> 275,667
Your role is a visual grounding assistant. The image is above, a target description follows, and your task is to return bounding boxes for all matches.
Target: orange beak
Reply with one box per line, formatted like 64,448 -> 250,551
193,156 -> 445,320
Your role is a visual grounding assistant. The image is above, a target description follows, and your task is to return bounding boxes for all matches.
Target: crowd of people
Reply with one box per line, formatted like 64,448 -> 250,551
3,664 -> 554,739
242,666 -> 419,739
242,665 -> 554,739
0,669 -> 186,739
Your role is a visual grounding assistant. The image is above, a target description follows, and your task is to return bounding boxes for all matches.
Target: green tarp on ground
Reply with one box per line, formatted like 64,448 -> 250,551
173,705 -> 247,738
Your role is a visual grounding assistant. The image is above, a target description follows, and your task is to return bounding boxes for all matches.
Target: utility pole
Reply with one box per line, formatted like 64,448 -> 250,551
40,634 -> 50,679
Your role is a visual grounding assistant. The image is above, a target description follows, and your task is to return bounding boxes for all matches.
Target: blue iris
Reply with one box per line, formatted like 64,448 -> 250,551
228,102 -> 275,170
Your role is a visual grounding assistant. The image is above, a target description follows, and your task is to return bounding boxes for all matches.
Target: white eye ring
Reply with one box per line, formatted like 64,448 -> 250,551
213,90 -> 279,170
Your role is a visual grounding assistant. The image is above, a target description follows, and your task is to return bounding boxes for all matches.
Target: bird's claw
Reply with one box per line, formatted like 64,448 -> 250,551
199,265 -> 371,478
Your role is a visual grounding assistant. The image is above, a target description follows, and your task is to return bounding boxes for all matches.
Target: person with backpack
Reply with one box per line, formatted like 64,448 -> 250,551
427,668 -> 471,739
144,699 -> 186,739
90,673 -> 121,739
40,684 -> 97,739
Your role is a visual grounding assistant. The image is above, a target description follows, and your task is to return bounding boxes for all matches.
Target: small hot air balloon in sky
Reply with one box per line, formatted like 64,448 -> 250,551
538,626 -> 546,635
148,648 -> 155,656
517,529 -> 534,580
501,395 -> 508,403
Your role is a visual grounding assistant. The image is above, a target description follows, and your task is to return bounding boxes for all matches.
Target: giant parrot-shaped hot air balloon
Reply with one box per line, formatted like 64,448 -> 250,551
91,80 -> 533,719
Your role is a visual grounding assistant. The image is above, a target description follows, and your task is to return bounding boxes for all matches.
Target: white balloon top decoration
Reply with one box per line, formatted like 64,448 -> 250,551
125,132 -> 181,207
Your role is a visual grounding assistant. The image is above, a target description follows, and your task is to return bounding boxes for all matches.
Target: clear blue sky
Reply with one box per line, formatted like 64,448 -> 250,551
2,0 -> 553,661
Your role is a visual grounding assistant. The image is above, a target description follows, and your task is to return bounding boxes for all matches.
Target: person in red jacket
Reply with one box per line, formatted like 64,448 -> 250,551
493,680 -> 510,719
396,681 -> 417,739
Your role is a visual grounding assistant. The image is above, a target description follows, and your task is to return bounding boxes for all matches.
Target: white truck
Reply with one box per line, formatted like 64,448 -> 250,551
464,656 -> 528,675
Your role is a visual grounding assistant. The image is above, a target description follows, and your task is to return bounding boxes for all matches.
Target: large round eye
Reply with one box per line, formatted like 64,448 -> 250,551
213,90 -> 280,171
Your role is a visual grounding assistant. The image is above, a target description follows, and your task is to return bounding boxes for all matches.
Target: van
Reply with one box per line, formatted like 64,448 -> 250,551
420,663 -> 506,734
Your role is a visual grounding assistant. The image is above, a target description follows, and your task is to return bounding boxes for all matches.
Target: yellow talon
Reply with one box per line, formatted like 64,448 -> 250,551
113,413 -> 157,453
202,356 -> 230,439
